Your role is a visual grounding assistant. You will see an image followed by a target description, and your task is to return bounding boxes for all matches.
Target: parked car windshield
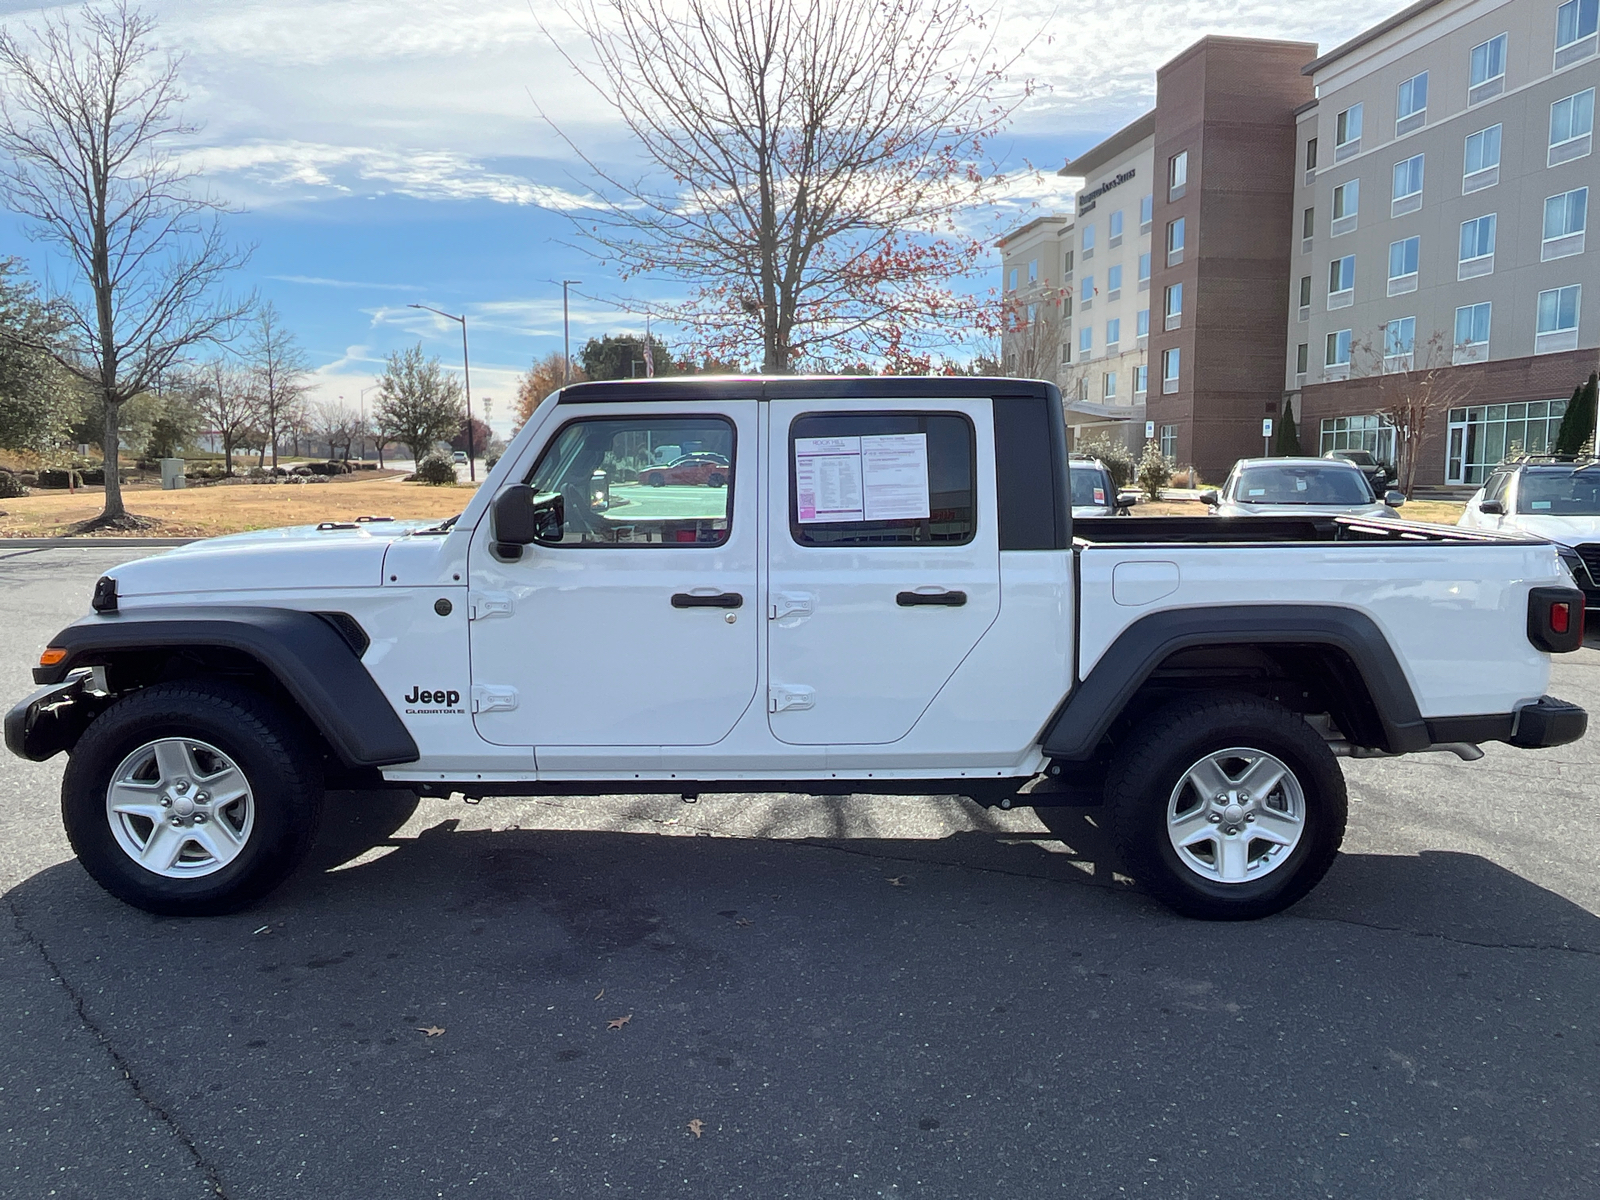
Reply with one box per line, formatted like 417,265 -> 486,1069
1070,465 -> 1113,507
1234,464 -> 1373,505
1516,467 -> 1600,515
1331,450 -> 1378,467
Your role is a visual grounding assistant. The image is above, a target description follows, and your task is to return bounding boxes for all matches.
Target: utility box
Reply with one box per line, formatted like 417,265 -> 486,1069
160,458 -> 186,490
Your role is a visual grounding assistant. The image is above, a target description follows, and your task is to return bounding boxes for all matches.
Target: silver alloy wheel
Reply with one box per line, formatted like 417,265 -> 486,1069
1166,746 -> 1305,884
104,738 -> 255,878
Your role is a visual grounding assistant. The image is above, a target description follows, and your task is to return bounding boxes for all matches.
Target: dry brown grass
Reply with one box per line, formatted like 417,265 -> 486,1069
1134,497 -> 1465,525
0,476 -> 476,538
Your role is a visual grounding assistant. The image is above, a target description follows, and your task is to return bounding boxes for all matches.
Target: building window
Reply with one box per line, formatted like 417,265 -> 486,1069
1077,378 -> 1089,402
1082,223 -> 1096,258
1137,308 -> 1150,338
1079,326 -> 1093,356
1104,372 -> 1118,399
1134,364 -> 1148,394
1138,252 -> 1151,289
1555,0 -> 1599,68
1159,424 -> 1178,460
1536,284 -> 1582,352
1164,282 -> 1183,330
1320,414 -> 1396,465
1025,303 -> 1037,325
1167,217 -> 1185,266
1106,317 -> 1121,347
1392,154 -> 1425,215
1328,255 -> 1355,308
1080,273 -> 1094,310
1388,235 -> 1420,295
1062,294 -> 1073,318
1459,213 -> 1497,278
1306,136 -> 1319,175
1063,249 -> 1074,278
1463,124 -> 1502,193
1543,187 -> 1588,260
1140,193 -> 1153,232
1162,348 -> 1181,393
1469,33 -> 1508,104
1027,259 -> 1038,283
1335,103 -> 1363,160
1298,274 -> 1312,319
1061,341 -> 1072,365
1331,179 -> 1360,235
1301,206 -> 1314,252
1549,88 -> 1595,165
1447,400 -> 1568,484
1397,71 -> 1429,135
1454,301 -> 1492,364
1325,330 -> 1353,381
1384,316 -> 1417,369
1169,150 -> 1189,200
1296,342 -> 1309,378
1109,209 -> 1124,246
1006,268 -> 1017,291
1107,264 -> 1123,299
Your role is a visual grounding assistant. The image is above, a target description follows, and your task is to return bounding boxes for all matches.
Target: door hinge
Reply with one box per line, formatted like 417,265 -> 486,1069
469,591 -> 513,620
768,592 -> 814,620
768,684 -> 815,713
471,684 -> 519,714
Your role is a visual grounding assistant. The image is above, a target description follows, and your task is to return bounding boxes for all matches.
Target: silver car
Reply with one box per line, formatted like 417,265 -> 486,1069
1201,457 -> 1406,519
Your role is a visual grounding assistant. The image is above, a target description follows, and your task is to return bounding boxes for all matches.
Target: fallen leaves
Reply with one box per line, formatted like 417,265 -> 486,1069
594,988 -> 605,1000
888,876 -> 908,887
607,1014 -> 632,1031
734,917 -> 753,927
687,1118 -> 706,1139
417,1026 -> 445,1037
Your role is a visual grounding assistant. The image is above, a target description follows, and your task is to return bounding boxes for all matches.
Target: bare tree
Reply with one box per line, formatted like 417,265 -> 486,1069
0,3 -> 251,526
1353,326 -> 1476,497
550,0 -> 1028,373
998,289 -> 1067,382
188,358 -> 260,476
313,399 -> 361,463
247,302 -> 310,469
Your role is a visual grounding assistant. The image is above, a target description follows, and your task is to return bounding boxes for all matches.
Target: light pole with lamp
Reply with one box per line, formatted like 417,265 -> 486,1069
408,303 -> 476,481
561,280 -> 581,384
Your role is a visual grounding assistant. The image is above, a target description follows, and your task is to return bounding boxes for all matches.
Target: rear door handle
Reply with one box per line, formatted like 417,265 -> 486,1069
672,592 -> 744,609
896,590 -> 967,607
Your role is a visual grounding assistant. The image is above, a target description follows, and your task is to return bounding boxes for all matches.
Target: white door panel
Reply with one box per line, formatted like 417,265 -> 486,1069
468,401 -> 759,747
765,399 -> 1001,745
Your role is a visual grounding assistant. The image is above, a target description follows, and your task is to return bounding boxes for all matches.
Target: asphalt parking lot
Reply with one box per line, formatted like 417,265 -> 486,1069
2,546 -> 1598,1200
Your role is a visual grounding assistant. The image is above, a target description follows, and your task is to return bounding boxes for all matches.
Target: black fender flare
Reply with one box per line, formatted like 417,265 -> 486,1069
1040,604 -> 1428,760
28,606 -> 419,768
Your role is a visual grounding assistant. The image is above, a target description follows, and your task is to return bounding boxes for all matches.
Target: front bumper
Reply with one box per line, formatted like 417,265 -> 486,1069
4,671 -> 101,762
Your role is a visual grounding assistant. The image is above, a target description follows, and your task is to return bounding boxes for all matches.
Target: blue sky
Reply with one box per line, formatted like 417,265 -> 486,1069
0,0 -> 1399,437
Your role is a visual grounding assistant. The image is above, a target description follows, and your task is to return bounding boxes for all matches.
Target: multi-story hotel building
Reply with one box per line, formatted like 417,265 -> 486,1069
1003,0 -> 1599,487
1289,0 -> 1600,486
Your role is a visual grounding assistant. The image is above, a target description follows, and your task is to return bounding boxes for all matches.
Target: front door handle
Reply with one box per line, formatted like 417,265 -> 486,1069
672,592 -> 744,609
896,590 -> 967,607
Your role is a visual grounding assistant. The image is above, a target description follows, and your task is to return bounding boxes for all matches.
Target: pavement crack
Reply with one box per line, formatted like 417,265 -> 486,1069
4,897 -> 232,1198
1287,911 -> 1600,957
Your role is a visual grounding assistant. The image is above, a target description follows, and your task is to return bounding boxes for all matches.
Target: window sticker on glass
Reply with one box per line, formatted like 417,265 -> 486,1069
1248,488 -> 1266,497
795,433 -> 930,523
1093,487 -> 1106,504
1532,500 -> 1552,509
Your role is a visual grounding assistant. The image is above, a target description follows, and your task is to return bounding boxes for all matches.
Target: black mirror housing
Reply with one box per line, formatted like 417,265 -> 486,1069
1479,498 -> 1504,515
1384,490 -> 1406,507
1199,489 -> 1220,507
492,485 -> 564,556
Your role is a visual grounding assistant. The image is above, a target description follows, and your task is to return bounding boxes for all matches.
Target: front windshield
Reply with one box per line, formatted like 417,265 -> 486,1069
1070,466 -> 1113,507
1517,468 -> 1600,515
1336,451 -> 1375,467
1234,465 -> 1373,505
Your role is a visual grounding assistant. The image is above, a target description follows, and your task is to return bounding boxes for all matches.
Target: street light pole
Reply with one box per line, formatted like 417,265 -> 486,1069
561,280 -> 581,383
408,303 -> 476,481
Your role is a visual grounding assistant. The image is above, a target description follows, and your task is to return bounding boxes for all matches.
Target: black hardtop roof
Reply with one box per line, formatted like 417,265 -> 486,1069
556,375 -> 1058,404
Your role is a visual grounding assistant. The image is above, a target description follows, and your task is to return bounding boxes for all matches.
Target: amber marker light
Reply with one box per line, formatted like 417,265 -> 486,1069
39,648 -> 67,666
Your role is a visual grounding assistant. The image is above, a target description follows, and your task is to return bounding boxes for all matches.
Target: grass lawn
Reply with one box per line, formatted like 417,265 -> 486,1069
0,476 -> 476,538
1136,497 -> 1467,525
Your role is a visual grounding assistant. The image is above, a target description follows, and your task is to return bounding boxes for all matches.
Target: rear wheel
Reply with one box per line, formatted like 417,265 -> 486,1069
1106,694 -> 1346,920
62,682 -> 324,916
707,472 -> 727,488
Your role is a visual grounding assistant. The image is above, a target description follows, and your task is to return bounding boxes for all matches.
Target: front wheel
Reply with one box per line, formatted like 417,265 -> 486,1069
62,682 -> 325,916
1106,694 -> 1346,920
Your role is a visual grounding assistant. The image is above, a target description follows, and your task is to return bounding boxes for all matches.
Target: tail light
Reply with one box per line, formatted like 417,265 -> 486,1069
1528,586 -> 1585,653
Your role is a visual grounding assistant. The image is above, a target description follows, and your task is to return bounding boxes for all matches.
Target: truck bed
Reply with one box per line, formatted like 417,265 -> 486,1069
1072,514 -> 1539,545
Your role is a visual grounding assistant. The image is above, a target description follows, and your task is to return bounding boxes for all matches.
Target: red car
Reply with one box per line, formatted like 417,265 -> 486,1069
639,454 -> 731,488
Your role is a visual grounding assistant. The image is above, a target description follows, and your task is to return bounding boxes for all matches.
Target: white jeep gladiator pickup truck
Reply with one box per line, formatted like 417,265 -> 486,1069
8,378 -> 1588,920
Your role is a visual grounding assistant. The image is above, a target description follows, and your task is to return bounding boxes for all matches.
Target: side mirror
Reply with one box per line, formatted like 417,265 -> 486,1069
1478,498 -> 1504,515
1383,490 -> 1406,507
1199,489 -> 1220,507
492,485 -> 564,558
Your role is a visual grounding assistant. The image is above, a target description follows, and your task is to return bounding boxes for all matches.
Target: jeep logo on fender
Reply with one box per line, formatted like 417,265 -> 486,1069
403,686 -> 462,714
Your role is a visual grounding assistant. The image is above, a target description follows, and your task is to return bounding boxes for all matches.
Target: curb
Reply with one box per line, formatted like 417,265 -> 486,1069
0,538 -> 197,549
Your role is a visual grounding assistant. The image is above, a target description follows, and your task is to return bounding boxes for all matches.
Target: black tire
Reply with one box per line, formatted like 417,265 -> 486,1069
648,474 -> 665,487
707,472 -> 726,488
1106,694 -> 1346,920
62,682 -> 324,916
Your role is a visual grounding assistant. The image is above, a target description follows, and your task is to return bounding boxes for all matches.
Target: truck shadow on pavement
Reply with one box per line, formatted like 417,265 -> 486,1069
6,795 -> 1600,1200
